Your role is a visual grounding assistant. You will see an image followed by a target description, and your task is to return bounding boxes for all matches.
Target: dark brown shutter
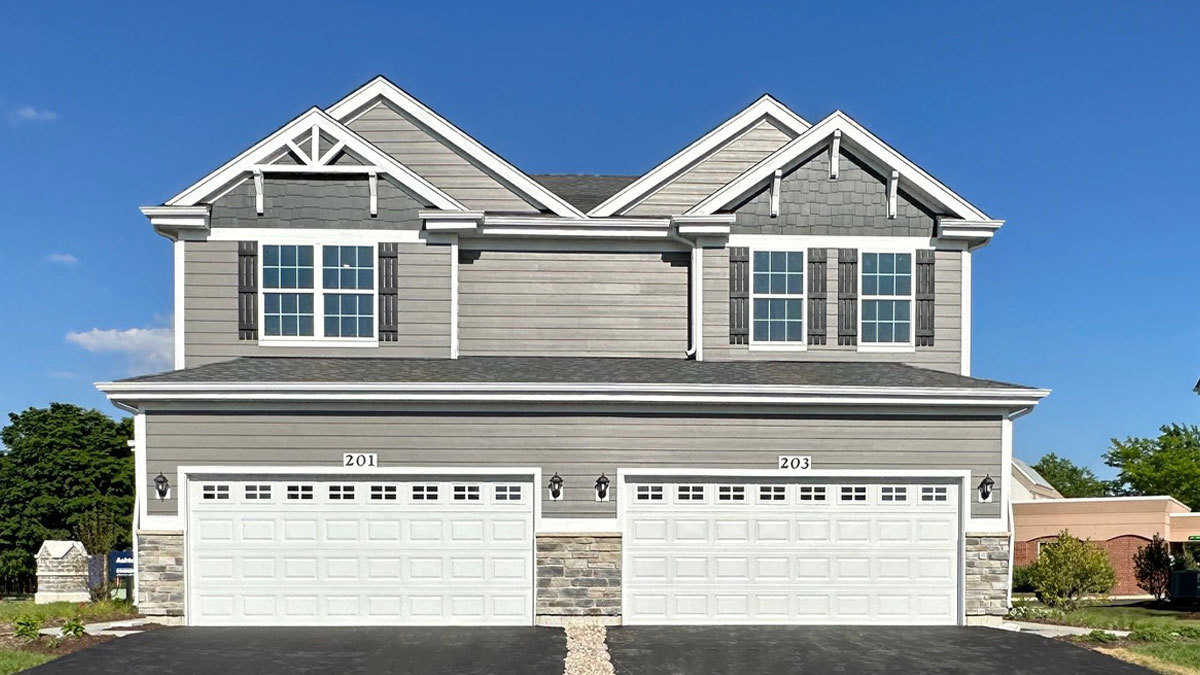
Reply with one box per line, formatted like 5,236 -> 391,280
807,248 -> 827,345
837,248 -> 858,346
378,243 -> 399,342
729,247 -> 750,344
237,241 -> 258,340
915,249 -> 936,346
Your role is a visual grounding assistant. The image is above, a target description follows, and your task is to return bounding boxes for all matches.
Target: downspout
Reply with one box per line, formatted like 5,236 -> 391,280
669,232 -> 700,360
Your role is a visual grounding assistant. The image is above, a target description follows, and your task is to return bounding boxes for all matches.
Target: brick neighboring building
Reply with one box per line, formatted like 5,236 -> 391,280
1013,496 -> 1200,596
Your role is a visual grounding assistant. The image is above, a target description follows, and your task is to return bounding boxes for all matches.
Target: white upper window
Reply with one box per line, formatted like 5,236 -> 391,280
751,250 -> 804,344
261,244 -> 375,342
861,252 -> 912,345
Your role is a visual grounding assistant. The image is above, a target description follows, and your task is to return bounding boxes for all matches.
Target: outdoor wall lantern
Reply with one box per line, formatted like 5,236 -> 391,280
595,474 -> 610,502
977,474 -> 995,503
153,472 -> 171,500
548,473 -> 564,501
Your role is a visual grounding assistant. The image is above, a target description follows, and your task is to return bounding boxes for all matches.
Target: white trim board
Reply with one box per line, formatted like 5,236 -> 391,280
689,110 -> 994,223
590,94 -> 811,217
206,227 -> 424,245
327,77 -> 585,219
163,107 -> 464,212
173,241 -> 185,370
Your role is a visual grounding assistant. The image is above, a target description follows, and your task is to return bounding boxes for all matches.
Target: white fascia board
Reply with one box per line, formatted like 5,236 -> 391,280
326,77 -> 585,218
590,94 -> 811,217
164,107 -> 465,212
473,215 -> 672,240
688,111 -> 992,222
140,205 -> 211,241
938,218 -> 1004,249
421,210 -> 484,233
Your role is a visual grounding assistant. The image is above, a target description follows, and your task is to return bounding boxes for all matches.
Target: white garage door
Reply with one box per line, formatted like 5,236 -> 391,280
186,474 -> 535,626
622,478 -> 961,625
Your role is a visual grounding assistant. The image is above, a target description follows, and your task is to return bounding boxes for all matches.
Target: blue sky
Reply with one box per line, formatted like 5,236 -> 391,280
1,1 -> 1196,475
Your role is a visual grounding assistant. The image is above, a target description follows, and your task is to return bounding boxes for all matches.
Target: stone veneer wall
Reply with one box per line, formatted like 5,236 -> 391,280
965,533 -> 1010,623
536,534 -> 621,623
34,544 -> 90,603
137,531 -> 184,616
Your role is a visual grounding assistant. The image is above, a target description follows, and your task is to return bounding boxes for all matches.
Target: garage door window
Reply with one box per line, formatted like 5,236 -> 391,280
244,484 -> 271,500
329,485 -> 356,500
495,485 -> 522,501
921,486 -> 948,502
839,486 -> 867,503
717,485 -> 746,502
798,486 -> 827,502
636,485 -> 664,501
412,485 -> 438,501
370,485 -> 397,501
758,485 -> 786,502
454,485 -> 481,501
881,486 -> 908,503
677,485 -> 704,501
286,484 -> 314,500
201,484 -> 229,500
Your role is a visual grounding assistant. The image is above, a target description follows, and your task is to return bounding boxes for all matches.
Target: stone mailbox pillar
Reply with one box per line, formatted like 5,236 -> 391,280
34,540 -> 91,604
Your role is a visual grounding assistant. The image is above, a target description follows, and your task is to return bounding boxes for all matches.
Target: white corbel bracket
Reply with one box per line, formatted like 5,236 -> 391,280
770,169 -> 782,218
253,170 -> 264,215
830,129 -> 841,179
368,172 -> 378,217
887,170 -> 899,219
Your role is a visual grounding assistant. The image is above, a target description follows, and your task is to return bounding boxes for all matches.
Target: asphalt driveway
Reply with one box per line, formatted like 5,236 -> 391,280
27,626 -> 567,675
607,626 -> 1152,674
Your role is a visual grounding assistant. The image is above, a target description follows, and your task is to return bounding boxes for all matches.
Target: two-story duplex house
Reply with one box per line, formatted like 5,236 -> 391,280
99,76 -> 1047,628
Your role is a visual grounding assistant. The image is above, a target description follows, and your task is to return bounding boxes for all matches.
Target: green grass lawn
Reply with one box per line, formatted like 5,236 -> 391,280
1127,641 -> 1200,670
0,599 -> 137,627
1062,604 -> 1200,631
0,649 -> 52,675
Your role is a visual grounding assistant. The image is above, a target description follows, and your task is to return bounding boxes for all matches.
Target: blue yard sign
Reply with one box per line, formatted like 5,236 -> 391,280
108,550 -> 134,580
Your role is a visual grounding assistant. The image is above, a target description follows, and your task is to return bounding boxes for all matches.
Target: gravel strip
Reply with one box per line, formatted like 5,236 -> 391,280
563,621 -> 615,675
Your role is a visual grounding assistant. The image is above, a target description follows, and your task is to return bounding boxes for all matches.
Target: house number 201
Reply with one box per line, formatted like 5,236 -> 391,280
343,453 -> 378,468
778,455 -> 812,471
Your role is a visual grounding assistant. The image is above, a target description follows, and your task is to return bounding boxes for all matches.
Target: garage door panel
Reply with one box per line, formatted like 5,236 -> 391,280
188,476 -> 534,626
623,479 -> 961,625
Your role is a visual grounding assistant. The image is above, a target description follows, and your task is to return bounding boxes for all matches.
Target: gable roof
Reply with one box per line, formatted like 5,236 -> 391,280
327,76 -> 586,218
163,107 -> 464,211
688,110 -> 993,222
531,174 -> 639,212
588,95 -> 811,217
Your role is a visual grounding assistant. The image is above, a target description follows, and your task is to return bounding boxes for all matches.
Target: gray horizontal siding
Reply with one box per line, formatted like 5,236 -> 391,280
145,409 -> 1003,518
210,175 -> 424,230
457,250 -> 689,358
703,247 -> 963,372
183,241 -> 450,366
730,147 -> 939,236
347,101 -> 539,213
627,118 -> 795,216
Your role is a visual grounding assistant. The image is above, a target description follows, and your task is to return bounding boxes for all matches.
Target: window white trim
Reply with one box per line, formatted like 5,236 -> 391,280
257,242 -> 379,346
748,248 -> 807,350
858,249 -> 916,351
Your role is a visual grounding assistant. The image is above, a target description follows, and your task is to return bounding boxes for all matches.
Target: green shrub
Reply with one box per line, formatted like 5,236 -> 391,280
1129,625 -> 1177,642
1134,534 -> 1172,601
1030,530 -> 1116,610
1175,625 -> 1200,639
1012,564 -> 1037,593
12,614 -> 42,641
59,617 -> 86,638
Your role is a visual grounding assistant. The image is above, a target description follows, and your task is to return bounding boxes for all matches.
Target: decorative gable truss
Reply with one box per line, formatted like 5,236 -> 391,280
144,107 -> 467,237
688,110 -> 1004,247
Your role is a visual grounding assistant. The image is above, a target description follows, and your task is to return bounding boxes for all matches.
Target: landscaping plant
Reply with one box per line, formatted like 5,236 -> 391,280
1134,534 -> 1172,601
59,617 -> 85,638
1012,564 -> 1036,593
1030,530 -> 1116,610
11,615 -> 41,641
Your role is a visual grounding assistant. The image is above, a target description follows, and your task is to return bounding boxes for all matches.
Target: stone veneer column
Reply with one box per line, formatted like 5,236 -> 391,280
536,534 -> 621,625
137,531 -> 185,619
965,533 -> 1011,625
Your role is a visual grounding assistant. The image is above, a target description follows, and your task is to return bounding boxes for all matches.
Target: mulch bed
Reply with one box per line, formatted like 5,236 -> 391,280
0,634 -> 116,656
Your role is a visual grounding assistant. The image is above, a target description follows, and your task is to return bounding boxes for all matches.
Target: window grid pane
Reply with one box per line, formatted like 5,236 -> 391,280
264,292 -> 315,337
862,252 -> 912,344
323,293 -> 374,338
323,245 -> 374,291
752,250 -> 804,343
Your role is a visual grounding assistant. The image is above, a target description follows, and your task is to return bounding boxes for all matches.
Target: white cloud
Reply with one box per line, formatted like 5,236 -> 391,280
47,252 -> 78,265
9,106 -> 58,124
66,325 -> 173,375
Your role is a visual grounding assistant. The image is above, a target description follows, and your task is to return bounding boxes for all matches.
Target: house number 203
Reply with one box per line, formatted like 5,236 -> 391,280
343,453 -> 378,468
778,455 -> 812,471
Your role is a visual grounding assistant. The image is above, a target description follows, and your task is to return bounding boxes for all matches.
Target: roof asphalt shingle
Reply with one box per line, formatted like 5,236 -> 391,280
117,356 -> 1036,390
530,175 -> 639,212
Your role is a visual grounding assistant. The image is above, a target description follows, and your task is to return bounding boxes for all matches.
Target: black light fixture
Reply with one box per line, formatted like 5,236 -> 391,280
154,473 -> 170,500
595,474 -> 610,502
548,473 -> 564,501
978,474 -> 995,503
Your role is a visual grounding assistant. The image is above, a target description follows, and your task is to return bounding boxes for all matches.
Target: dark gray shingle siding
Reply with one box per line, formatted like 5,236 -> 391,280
209,175 -> 425,230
